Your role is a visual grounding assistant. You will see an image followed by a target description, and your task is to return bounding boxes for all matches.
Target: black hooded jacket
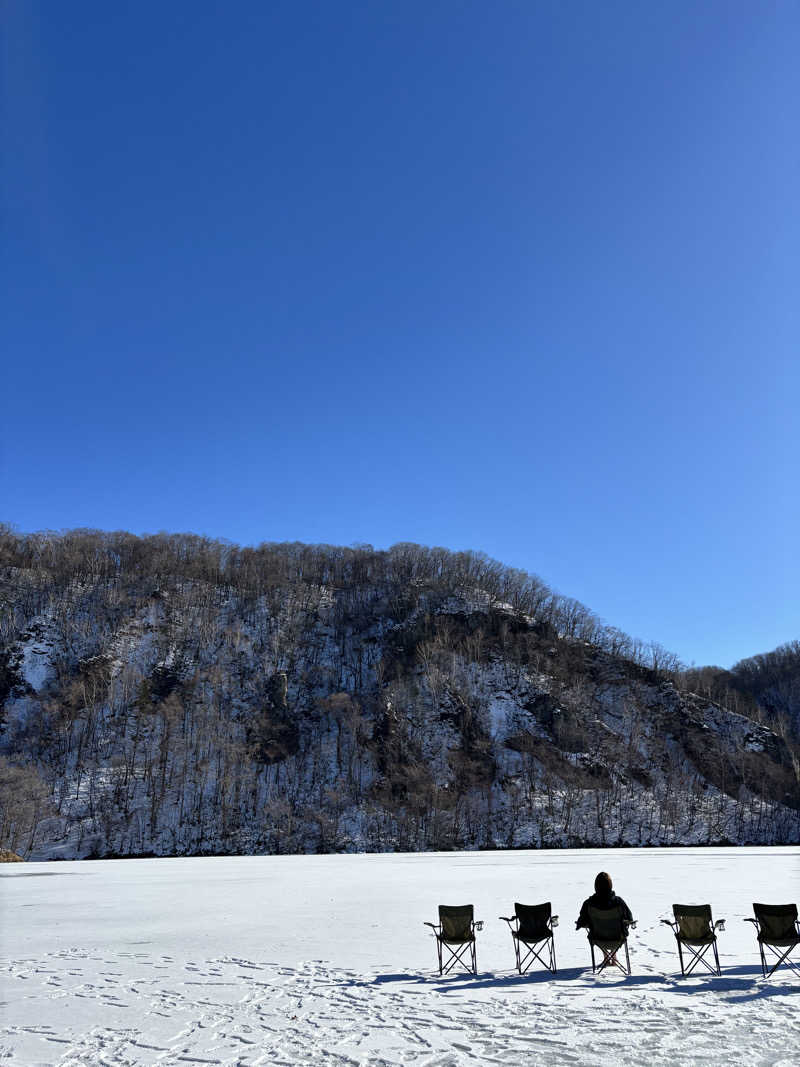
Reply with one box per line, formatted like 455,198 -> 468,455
575,890 -> 633,930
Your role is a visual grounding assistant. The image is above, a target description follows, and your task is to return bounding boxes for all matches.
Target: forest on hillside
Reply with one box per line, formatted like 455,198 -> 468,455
1,526 -> 798,858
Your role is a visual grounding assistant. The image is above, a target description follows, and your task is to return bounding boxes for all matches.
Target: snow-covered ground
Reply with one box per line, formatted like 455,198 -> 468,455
1,848 -> 798,1065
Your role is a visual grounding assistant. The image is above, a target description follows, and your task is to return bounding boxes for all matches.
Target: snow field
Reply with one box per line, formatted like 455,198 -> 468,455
1,847 -> 798,1065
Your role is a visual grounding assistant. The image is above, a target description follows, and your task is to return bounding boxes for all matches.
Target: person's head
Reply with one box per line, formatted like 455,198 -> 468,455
594,871 -> 613,895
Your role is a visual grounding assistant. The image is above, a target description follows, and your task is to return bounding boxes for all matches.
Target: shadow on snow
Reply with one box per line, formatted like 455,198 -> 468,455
366,964 -> 798,1000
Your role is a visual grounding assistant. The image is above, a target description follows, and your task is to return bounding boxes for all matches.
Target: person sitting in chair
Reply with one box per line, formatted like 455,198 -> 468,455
576,871 -> 633,931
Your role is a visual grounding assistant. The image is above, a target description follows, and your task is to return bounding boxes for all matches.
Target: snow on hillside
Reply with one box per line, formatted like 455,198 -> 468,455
16,620 -> 57,693
2,535 -> 798,860
1,847 -> 798,1065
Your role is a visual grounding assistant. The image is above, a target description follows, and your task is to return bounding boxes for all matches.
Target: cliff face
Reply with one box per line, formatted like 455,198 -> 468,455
0,531 -> 797,858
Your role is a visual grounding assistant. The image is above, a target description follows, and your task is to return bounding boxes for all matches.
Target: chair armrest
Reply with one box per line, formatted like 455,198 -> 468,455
659,919 -> 674,926
713,919 -> 726,932
498,916 -> 516,923
550,916 -> 559,927
743,918 -> 759,925
625,920 -> 637,931
423,922 -> 440,932
473,921 -> 484,932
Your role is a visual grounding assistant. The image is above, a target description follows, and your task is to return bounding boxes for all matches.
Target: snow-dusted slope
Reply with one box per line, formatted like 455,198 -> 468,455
1,848 -> 798,1065
2,535 -> 798,858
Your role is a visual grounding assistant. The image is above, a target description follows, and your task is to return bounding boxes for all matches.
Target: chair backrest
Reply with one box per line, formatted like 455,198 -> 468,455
587,905 -> 626,942
753,903 -> 798,943
515,901 -> 551,941
673,904 -> 713,941
439,904 -> 473,941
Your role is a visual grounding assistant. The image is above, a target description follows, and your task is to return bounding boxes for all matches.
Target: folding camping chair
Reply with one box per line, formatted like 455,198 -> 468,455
499,902 -> 559,974
424,904 -> 483,975
586,904 -> 635,975
745,903 -> 800,979
660,904 -> 725,976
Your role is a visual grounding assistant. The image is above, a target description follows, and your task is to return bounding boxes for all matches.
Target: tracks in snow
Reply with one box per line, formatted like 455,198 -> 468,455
1,948 -> 798,1066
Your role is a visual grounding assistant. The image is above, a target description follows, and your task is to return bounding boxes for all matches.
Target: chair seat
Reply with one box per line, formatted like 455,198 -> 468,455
514,929 -> 550,944
440,934 -> 474,945
679,934 -> 715,945
759,935 -> 800,947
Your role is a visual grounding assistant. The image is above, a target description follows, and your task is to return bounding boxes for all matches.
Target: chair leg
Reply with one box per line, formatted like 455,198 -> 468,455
763,945 -> 800,979
441,941 -> 475,975
594,944 -> 629,976
590,942 -> 596,973
518,943 -> 532,974
516,938 -> 556,976
680,941 -> 718,977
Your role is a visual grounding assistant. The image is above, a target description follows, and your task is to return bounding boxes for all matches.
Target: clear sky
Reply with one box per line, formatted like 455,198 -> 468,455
2,1 -> 797,669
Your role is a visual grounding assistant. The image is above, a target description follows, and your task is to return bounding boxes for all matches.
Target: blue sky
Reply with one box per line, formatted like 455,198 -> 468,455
2,1 -> 797,668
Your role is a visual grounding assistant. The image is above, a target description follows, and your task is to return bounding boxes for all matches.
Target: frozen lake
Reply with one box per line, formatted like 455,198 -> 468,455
1,847 -> 798,1064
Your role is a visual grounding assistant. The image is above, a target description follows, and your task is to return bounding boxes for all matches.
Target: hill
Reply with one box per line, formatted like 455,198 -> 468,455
0,526 -> 797,857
